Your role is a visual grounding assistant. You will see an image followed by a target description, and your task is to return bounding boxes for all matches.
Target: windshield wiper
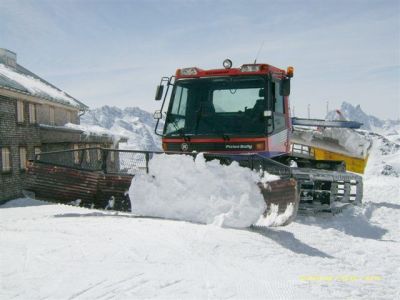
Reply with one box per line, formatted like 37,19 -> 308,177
169,117 -> 191,141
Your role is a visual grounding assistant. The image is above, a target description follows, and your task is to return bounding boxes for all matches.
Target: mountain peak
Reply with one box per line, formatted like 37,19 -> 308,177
81,106 -> 162,151
327,102 -> 384,130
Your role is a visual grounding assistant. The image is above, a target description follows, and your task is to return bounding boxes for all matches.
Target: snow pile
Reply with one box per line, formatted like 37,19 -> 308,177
256,203 -> 294,227
0,63 -> 79,106
293,126 -> 372,158
129,154 -> 266,228
318,127 -> 371,157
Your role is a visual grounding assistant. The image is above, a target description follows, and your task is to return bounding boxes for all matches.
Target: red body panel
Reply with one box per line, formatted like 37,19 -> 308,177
176,64 -> 287,80
162,133 -> 290,158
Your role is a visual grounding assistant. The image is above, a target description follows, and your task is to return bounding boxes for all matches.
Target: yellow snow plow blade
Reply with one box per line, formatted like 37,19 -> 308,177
313,147 -> 369,174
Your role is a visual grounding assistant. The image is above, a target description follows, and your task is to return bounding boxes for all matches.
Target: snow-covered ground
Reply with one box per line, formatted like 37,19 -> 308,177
1,134 -> 399,299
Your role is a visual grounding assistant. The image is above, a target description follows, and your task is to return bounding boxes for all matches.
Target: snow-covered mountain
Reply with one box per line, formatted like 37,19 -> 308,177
80,106 -> 163,151
326,102 -> 400,140
359,131 -> 400,177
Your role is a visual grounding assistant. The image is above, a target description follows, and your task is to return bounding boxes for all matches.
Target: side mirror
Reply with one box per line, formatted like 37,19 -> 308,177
281,79 -> 290,96
155,85 -> 164,101
153,110 -> 162,120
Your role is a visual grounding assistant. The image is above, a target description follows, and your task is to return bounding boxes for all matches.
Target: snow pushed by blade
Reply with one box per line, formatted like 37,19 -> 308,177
129,154 -> 266,228
256,203 -> 295,227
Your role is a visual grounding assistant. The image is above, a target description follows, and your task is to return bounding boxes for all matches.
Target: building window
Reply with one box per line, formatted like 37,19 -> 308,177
110,147 -> 115,162
85,144 -> 90,163
34,147 -> 41,160
66,111 -> 72,123
29,103 -> 36,123
19,147 -> 27,170
49,107 -> 55,125
17,100 -> 24,122
73,144 -> 80,164
1,147 -> 11,173
97,144 -> 102,160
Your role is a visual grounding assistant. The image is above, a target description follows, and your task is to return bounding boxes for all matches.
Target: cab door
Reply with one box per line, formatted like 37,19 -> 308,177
267,80 -> 290,156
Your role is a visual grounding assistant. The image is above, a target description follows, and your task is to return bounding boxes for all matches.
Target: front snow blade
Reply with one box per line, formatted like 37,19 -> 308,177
257,178 -> 299,226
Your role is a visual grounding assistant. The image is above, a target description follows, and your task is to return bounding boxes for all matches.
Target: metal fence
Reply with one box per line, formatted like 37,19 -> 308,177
35,148 -> 154,175
35,148 -> 292,177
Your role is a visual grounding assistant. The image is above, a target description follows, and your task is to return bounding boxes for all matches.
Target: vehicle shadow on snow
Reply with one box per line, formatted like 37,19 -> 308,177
374,202 -> 400,210
0,198 -> 51,208
53,212 -> 137,218
362,201 -> 400,221
53,212 -> 170,221
295,212 -> 389,241
249,227 -> 334,258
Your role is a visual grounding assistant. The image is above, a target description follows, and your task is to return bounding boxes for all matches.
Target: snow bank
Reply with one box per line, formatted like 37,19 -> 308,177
0,63 -> 79,106
129,154 -> 266,228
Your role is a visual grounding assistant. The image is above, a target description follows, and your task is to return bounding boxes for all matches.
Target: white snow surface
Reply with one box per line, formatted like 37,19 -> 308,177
1,136 -> 400,299
1,176 -> 399,299
129,154 -> 266,228
0,63 -> 80,107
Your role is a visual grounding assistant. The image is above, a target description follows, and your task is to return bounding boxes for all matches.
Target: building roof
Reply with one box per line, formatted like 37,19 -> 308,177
0,48 -> 88,110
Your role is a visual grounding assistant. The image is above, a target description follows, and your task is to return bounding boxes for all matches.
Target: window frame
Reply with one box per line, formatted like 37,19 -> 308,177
97,144 -> 102,161
49,107 -> 55,125
73,144 -> 80,164
85,144 -> 91,163
34,147 -> 41,160
17,100 -> 24,123
19,147 -> 27,171
1,147 -> 12,173
110,148 -> 115,163
29,103 -> 37,124
66,111 -> 72,123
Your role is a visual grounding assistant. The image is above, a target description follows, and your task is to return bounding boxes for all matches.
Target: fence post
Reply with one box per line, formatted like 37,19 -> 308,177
101,148 -> 108,174
78,149 -> 84,168
248,156 -> 253,170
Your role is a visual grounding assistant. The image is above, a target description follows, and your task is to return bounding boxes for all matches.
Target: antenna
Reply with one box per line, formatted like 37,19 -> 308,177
254,40 -> 265,64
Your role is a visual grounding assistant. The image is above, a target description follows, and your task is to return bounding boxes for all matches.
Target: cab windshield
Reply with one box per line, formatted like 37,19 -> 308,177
164,76 -> 267,137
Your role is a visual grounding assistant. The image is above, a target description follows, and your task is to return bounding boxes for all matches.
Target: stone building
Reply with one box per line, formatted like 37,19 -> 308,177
0,48 -> 122,202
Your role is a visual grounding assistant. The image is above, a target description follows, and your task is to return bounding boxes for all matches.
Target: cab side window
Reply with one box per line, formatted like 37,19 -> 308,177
274,82 -> 284,114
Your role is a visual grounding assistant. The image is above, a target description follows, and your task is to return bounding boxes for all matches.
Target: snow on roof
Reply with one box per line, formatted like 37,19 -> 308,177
65,123 -> 128,144
0,63 -> 87,109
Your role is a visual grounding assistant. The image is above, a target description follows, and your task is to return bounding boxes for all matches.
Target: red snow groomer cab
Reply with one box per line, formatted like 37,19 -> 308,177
155,60 -> 294,158
153,60 -> 363,213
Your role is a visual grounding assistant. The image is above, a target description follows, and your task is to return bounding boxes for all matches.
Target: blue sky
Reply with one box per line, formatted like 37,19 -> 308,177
0,0 -> 399,119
